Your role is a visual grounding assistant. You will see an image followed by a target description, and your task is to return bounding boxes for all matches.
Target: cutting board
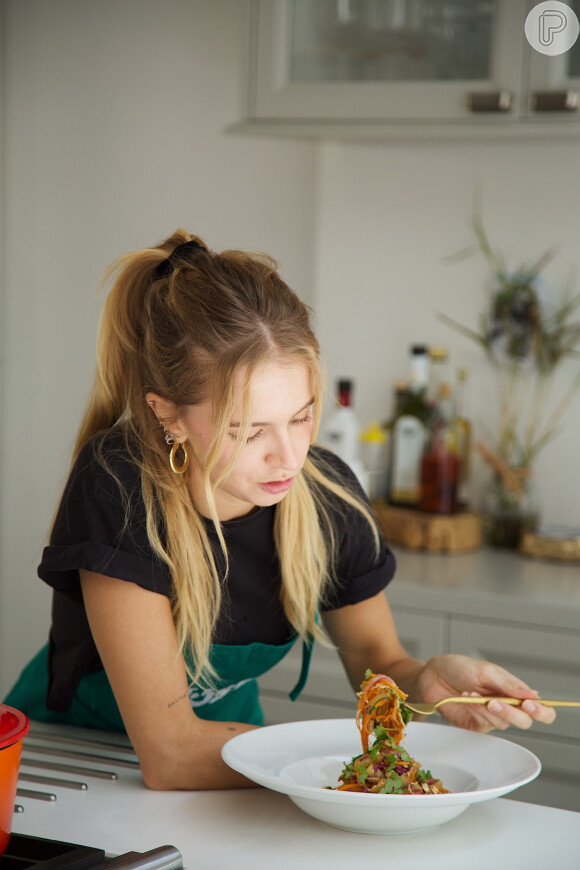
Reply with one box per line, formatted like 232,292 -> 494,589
372,501 -> 482,553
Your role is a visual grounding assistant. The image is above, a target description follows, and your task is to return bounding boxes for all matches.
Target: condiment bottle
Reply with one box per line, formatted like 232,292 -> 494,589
453,367 -> 472,508
320,379 -> 367,489
418,383 -> 460,514
387,345 -> 432,507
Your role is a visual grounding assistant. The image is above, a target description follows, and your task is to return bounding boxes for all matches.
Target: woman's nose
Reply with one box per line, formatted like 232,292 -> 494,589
267,431 -> 299,470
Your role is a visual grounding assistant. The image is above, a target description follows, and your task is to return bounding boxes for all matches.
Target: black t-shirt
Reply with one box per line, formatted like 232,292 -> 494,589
39,431 -> 396,711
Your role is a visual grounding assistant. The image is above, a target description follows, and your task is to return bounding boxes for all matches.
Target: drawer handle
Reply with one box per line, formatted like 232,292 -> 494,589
532,90 -> 579,112
466,90 -> 512,112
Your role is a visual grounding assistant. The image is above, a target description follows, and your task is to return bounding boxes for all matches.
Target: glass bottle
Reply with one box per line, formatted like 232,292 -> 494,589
453,367 -> 472,508
360,421 -> 388,500
482,469 -> 539,548
418,383 -> 460,514
320,379 -> 366,488
428,346 -> 450,405
387,345 -> 432,507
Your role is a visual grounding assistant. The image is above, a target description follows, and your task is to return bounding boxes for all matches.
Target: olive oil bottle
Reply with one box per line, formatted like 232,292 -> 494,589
387,345 -> 432,507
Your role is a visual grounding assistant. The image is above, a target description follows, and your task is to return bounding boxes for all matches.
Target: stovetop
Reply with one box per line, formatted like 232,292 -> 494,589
9,724 -> 184,869
1,834 -> 183,869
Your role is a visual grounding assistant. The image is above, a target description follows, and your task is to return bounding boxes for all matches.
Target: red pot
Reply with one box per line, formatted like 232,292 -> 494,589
0,704 -> 30,856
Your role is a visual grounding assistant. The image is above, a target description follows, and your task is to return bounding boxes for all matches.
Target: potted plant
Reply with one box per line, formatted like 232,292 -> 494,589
442,205 -> 580,547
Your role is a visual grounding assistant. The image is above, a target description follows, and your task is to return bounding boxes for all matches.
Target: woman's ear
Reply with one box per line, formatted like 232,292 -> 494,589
146,392 -> 188,441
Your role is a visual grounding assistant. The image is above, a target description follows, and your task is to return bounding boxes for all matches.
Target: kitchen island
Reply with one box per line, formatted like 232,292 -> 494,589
9,722 -> 580,868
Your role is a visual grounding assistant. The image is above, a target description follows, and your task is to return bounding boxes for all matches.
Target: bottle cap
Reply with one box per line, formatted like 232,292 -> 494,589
429,346 -> 448,361
361,422 -> 387,444
337,379 -> 353,408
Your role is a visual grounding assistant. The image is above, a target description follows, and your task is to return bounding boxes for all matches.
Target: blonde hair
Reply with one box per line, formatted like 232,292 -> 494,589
67,230 -> 380,687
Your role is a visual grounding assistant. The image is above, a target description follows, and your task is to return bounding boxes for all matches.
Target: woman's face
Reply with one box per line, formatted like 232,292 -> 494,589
179,358 -> 315,521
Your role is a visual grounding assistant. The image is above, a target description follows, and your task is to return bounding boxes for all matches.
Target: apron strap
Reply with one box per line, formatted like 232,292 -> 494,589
289,635 -> 315,702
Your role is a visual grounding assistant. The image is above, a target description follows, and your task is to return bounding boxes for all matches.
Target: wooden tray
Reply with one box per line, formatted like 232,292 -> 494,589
520,529 -> 580,561
372,502 -> 482,553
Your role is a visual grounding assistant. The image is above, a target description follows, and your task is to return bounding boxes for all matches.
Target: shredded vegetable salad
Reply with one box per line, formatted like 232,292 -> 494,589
332,670 -> 449,795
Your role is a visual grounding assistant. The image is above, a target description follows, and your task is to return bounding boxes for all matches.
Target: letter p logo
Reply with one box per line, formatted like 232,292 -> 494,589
526,2 -> 579,55
539,10 -> 567,45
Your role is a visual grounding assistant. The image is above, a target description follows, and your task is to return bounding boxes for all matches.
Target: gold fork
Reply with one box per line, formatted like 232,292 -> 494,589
403,697 -> 580,716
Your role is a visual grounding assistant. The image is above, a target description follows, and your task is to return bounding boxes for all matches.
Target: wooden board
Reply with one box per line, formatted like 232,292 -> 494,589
520,530 -> 580,562
372,501 -> 482,553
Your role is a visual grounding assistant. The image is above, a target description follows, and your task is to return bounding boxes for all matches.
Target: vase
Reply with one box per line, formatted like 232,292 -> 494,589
481,470 -> 539,549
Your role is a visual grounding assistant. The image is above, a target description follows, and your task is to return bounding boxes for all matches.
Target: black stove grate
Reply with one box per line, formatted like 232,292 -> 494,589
0,833 -> 105,868
1,835 -> 183,869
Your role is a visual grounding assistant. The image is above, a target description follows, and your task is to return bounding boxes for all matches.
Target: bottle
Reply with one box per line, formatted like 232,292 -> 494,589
387,345 -> 432,507
428,346 -> 450,405
320,379 -> 367,489
453,367 -> 472,508
418,382 -> 460,514
360,421 -> 388,500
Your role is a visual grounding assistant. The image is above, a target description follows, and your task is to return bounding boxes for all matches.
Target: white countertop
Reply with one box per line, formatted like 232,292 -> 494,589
11,723 -> 580,868
387,545 -> 580,630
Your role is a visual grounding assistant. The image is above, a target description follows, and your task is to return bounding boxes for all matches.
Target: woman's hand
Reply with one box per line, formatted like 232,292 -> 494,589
323,593 -> 556,735
415,654 -> 557,732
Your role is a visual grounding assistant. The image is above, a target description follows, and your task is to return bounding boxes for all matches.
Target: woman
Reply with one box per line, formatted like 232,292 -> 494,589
5,231 -> 555,790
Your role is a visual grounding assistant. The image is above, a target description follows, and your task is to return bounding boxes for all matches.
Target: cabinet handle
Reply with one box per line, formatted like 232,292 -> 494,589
531,90 -> 579,112
466,90 -> 512,113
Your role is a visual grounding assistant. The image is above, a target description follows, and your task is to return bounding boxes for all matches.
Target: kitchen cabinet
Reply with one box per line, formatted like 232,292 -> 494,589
232,0 -> 580,139
259,545 -> 580,812
259,608 -> 446,723
449,616 -> 580,811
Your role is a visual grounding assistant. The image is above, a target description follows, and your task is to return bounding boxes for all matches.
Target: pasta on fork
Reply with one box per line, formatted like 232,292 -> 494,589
332,671 -> 449,795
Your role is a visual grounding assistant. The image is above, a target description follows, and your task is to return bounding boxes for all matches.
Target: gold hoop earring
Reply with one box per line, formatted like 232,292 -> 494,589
169,441 -> 190,475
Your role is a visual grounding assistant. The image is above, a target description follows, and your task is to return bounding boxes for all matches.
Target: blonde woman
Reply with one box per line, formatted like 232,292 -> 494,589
5,232 -> 555,790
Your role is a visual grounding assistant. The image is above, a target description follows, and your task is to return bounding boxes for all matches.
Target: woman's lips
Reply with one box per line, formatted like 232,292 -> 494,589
259,477 -> 294,495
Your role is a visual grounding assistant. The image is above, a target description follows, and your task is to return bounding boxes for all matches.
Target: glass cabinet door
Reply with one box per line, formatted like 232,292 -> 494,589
526,0 -> 580,124
290,0 -> 496,84
251,0 -> 527,121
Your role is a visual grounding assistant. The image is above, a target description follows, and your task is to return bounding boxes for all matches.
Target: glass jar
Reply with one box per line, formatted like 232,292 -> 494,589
481,470 -> 540,549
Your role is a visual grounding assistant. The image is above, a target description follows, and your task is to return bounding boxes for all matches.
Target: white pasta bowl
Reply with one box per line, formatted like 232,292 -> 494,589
222,719 -> 541,835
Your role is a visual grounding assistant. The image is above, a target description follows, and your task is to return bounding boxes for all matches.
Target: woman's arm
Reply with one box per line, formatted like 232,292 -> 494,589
322,591 -> 556,733
80,570 -> 257,790
321,590 -> 424,694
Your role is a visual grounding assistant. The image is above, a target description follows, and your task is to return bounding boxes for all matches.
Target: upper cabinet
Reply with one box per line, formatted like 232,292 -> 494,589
231,0 -> 580,139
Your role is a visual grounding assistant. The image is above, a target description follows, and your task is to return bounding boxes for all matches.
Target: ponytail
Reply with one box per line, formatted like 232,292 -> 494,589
72,231 -> 193,462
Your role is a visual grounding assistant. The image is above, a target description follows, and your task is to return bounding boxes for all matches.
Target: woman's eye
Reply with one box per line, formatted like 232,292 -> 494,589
228,429 -> 264,444
292,412 -> 314,426
228,409 -> 312,444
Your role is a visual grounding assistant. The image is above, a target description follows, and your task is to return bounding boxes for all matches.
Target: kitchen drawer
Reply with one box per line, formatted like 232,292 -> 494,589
390,608 -> 447,660
259,638 -> 356,725
500,732 -> 580,813
258,607 -> 447,725
260,692 -> 355,726
449,617 -> 580,743
259,607 -> 446,704
259,639 -> 354,703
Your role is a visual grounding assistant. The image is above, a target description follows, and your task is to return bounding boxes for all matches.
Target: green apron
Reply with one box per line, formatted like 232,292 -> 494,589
3,635 -> 314,733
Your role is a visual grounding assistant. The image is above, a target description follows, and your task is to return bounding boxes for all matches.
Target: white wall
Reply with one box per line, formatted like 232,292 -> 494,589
2,1 -> 580,699
0,0 -> 317,696
314,140 -> 580,523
